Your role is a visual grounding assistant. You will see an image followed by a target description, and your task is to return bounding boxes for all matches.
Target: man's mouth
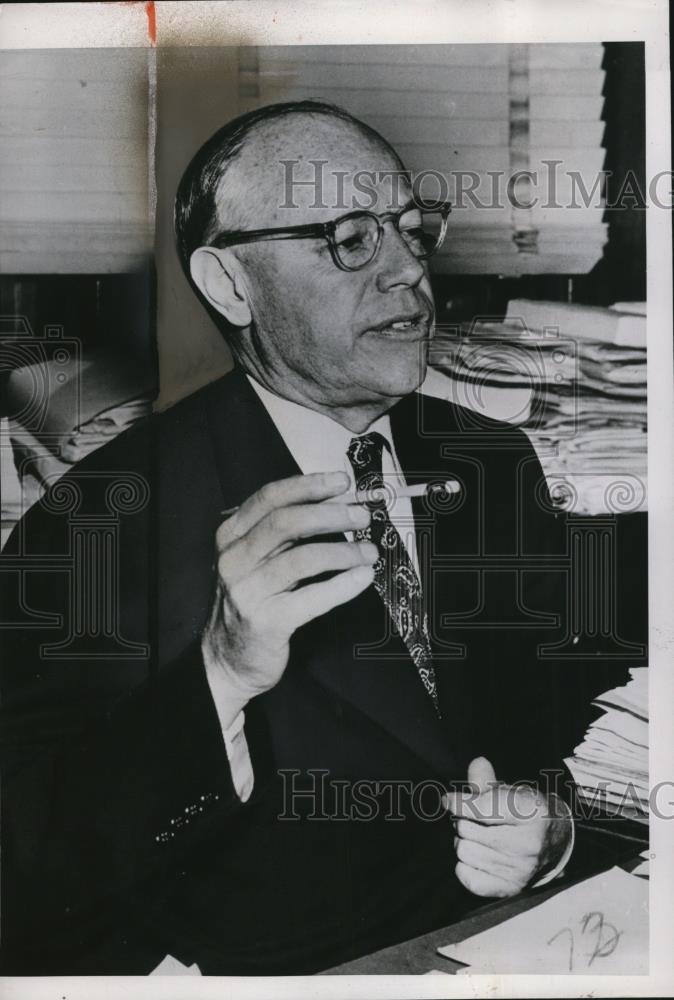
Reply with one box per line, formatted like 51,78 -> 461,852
367,313 -> 431,338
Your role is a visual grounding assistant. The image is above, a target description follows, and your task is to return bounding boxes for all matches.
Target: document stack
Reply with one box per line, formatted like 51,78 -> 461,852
507,299 -> 647,515
426,300 -> 647,514
564,667 -> 648,824
424,330 -> 539,426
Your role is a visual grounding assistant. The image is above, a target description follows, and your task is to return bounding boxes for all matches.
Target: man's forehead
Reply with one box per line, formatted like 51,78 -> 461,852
214,113 -> 411,229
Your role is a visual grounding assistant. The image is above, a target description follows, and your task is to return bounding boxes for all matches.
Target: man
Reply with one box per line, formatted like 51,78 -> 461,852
0,101 -> 608,974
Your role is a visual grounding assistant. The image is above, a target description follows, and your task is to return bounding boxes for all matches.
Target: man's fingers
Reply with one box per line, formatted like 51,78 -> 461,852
243,501 -> 370,566
250,540 -> 378,597
445,787 -> 517,825
455,834 -> 530,877
454,861 -> 520,899
217,471 -> 350,546
280,564 -> 375,629
454,818 -> 522,851
445,785 -> 542,825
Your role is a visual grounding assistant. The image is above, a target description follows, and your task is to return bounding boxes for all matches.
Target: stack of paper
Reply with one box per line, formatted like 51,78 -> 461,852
532,337 -> 647,484
427,321 -> 573,428
564,667 -> 648,822
504,298 -> 646,348
429,301 -> 647,514
505,300 -> 647,513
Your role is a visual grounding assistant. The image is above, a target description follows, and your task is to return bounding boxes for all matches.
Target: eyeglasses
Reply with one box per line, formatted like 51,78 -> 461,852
207,200 -> 452,272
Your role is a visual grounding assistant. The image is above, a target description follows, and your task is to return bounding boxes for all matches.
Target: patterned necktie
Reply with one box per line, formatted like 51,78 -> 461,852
347,433 -> 440,715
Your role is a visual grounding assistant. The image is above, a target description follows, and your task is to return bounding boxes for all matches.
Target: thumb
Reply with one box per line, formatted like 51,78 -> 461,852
467,755 -> 497,794
443,756 -> 499,815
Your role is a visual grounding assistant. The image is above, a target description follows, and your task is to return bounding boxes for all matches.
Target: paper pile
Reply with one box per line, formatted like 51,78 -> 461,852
507,299 -> 647,515
564,667 -> 648,822
505,298 -> 646,348
428,300 -> 647,514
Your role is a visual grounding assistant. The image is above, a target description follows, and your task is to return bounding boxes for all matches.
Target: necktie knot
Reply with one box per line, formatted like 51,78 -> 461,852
347,432 -> 388,492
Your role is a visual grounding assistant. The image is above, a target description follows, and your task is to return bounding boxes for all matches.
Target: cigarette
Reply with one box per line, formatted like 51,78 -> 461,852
344,480 -> 461,504
220,480 -> 461,517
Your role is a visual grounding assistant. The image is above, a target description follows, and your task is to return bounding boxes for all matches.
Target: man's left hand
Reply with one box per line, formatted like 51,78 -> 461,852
444,756 -> 572,898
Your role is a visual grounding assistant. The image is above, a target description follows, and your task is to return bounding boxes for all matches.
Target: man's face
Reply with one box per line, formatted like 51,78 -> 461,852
224,117 -> 435,415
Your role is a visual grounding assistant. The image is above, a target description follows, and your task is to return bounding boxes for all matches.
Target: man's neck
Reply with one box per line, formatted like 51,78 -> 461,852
237,361 -> 401,434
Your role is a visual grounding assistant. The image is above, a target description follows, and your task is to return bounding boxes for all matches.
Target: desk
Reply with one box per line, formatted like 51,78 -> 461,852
323,822 -> 647,975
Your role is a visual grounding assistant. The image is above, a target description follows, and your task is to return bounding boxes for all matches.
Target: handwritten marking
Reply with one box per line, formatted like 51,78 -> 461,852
547,911 -> 623,971
581,911 -> 623,966
547,925 -> 575,971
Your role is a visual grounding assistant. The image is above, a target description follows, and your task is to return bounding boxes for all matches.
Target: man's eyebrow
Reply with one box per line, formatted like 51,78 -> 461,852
318,199 -> 418,225
372,199 -> 416,217
397,199 -> 417,214
359,199 -> 417,220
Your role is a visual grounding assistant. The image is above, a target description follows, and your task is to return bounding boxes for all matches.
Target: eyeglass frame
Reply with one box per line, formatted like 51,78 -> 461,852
206,199 -> 452,272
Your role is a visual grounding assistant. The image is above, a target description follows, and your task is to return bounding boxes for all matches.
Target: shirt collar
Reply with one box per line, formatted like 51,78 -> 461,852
246,374 -> 395,479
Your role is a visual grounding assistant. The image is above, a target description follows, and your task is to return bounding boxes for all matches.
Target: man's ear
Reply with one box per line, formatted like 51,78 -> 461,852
189,247 -> 252,328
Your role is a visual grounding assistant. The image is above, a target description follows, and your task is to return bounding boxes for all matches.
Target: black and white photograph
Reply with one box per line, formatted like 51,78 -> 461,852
0,2 -> 671,997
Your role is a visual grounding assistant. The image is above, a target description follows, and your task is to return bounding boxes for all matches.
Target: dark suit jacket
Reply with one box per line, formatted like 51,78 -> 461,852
0,368 -> 629,974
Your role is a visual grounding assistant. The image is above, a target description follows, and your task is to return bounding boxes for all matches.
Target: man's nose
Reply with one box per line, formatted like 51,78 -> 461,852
374,222 -> 426,291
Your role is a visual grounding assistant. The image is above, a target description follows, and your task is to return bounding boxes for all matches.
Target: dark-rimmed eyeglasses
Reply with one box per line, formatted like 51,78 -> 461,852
207,200 -> 452,272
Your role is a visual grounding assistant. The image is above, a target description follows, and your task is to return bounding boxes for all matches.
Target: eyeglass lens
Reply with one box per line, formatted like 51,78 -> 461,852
332,211 -> 445,269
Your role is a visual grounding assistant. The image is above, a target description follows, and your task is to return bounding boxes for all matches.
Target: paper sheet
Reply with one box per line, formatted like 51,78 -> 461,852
437,867 -> 648,975
150,954 -> 201,975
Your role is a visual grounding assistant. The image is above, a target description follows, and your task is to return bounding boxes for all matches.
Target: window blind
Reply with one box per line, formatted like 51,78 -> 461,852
0,49 -> 152,274
241,43 -> 608,275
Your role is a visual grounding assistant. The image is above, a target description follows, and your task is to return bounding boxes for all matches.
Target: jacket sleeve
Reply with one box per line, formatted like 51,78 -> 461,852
0,469 -> 252,971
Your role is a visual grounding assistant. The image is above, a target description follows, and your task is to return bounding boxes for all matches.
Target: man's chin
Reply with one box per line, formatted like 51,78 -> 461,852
359,336 -> 428,391
370,358 -> 428,399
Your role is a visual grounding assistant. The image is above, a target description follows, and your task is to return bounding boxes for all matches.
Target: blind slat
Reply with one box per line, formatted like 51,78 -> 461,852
0,137 -> 145,167
394,145 -> 605,174
530,95 -> 604,120
257,63 -> 508,93
365,116 -> 510,146
258,44 -> 510,67
253,88 -> 510,119
0,107 -> 147,141
0,161 -> 146,194
529,69 -> 606,96
0,192 -> 149,224
0,220 -> 151,273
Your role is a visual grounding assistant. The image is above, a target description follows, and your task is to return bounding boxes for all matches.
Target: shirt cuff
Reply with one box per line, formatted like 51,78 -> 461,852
531,797 -> 575,888
201,642 -> 255,803
221,710 -> 255,803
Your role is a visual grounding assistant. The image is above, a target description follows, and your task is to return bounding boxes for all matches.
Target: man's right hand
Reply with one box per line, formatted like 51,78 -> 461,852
202,471 -> 377,727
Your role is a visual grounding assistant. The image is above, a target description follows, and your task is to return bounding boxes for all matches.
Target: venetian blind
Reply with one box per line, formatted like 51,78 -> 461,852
240,43 -> 607,275
0,48 -> 152,274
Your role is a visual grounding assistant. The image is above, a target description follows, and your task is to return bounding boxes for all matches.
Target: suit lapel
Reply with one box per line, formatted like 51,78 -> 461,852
204,368 -> 304,507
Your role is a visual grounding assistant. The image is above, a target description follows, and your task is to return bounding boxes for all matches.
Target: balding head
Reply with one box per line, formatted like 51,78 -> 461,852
213,111 -> 403,233
174,100 -> 403,276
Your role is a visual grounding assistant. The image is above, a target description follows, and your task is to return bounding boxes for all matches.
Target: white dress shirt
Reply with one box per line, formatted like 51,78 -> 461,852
248,375 -> 420,570
210,375 -> 573,883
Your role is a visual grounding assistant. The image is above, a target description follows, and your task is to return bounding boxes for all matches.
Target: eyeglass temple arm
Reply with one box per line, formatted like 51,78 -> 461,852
211,222 -> 330,249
